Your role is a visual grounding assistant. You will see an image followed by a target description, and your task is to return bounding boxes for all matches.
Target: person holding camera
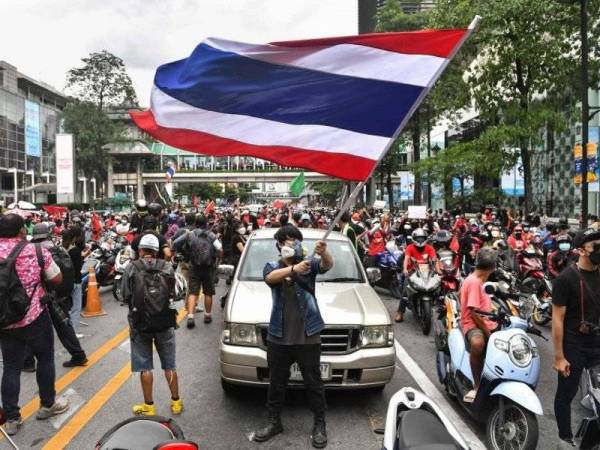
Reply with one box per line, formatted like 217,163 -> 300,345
552,228 -> 600,447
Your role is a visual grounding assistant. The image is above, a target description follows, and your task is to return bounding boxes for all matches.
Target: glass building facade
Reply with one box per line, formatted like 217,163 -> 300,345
0,61 -> 64,202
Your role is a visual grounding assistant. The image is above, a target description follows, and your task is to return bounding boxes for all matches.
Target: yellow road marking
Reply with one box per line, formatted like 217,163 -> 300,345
0,324 -> 131,443
42,309 -> 187,449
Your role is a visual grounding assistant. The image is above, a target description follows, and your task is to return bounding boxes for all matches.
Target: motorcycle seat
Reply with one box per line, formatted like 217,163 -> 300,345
396,409 -> 459,450
98,419 -> 176,450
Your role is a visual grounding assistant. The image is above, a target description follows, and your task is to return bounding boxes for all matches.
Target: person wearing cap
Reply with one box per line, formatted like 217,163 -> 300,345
121,233 -> 182,417
552,228 -> 600,446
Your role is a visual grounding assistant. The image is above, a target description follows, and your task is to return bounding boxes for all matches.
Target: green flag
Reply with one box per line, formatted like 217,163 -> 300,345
289,172 -> 305,197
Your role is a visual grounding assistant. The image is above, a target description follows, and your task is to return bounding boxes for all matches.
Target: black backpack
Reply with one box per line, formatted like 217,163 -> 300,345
35,244 -> 74,299
130,259 -> 176,332
0,241 -> 35,327
189,230 -> 215,267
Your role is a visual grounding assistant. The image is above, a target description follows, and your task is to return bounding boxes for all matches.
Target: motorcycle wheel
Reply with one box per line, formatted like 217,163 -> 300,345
390,278 -> 403,299
486,399 -> 538,450
531,306 -> 551,326
420,301 -> 432,335
112,282 -> 123,303
434,318 -> 448,352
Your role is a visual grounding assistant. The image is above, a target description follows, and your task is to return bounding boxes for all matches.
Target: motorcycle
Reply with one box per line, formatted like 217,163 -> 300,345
379,387 -> 470,450
405,258 -> 441,335
518,244 -> 553,326
95,415 -> 198,450
81,244 -> 118,306
373,239 -> 404,299
577,323 -> 600,449
439,249 -> 460,296
113,240 -> 134,303
437,282 -> 545,450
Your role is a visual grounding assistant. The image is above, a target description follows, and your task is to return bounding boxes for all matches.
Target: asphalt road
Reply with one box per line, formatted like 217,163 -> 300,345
0,283 -> 588,449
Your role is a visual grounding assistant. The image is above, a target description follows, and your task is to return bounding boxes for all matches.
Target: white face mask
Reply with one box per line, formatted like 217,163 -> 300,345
491,230 -> 501,238
280,245 -> 295,259
237,227 -> 246,235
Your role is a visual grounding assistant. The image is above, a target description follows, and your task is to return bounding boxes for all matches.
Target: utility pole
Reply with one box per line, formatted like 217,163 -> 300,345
580,0 -> 589,228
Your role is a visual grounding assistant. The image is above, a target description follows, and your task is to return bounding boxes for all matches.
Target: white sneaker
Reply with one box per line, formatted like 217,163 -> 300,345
76,333 -> 84,339
195,305 -> 204,313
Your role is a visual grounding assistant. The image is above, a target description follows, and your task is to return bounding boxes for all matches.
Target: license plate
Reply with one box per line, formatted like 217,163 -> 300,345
289,362 -> 331,381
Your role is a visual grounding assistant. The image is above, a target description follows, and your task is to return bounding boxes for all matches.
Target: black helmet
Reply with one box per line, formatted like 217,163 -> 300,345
135,199 -> 148,216
147,202 -> 162,217
435,229 -> 452,244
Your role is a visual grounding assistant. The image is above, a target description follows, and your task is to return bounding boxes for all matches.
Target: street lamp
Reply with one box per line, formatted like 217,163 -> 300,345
8,168 -> 18,203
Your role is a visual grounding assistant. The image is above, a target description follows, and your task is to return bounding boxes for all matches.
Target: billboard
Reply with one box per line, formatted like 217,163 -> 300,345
56,134 -> 74,202
25,100 -> 41,157
501,157 -> 525,197
574,142 -> 598,184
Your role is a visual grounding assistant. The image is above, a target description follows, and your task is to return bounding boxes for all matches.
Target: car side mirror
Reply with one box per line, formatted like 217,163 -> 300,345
366,267 -> 382,283
217,264 -> 234,279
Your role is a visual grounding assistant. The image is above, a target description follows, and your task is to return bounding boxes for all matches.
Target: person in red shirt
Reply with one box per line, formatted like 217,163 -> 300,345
460,247 -> 497,402
395,228 -> 438,322
507,225 -> 528,252
366,220 -> 386,266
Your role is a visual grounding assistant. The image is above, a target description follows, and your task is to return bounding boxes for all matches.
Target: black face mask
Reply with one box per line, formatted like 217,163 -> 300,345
589,243 -> 600,265
515,233 -> 522,239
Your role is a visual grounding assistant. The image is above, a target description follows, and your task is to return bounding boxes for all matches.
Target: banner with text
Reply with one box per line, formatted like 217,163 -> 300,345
25,100 -> 41,157
56,134 -> 74,202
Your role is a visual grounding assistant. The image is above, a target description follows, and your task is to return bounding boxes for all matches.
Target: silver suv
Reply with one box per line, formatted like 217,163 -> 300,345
219,228 -> 395,391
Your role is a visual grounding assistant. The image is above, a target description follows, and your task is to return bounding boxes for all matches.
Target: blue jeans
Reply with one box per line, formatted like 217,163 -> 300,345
70,283 -> 82,332
0,310 -> 56,420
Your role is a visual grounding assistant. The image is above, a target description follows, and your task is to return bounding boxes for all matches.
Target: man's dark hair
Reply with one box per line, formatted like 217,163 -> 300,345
292,212 -> 302,224
279,214 -> 289,226
142,216 -> 158,231
274,224 -> 303,243
196,214 -> 207,228
0,214 -> 24,238
185,213 -> 196,226
475,248 -> 497,271
339,211 -> 351,224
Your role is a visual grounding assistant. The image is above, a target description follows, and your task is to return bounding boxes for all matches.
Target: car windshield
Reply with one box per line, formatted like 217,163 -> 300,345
238,238 -> 364,283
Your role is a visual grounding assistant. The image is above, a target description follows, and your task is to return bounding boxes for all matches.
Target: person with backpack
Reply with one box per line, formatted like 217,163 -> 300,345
0,214 -> 69,436
121,234 -> 182,417
131,216 -> 172,260
173,215 -> 222,327
26,224 -> 88,368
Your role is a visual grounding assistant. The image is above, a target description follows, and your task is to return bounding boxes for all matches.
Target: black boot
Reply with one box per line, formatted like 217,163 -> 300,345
254,416 -> 283,443
311,418 -> 327,448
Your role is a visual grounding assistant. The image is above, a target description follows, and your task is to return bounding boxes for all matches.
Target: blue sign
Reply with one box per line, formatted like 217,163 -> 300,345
25,100 -> 41,157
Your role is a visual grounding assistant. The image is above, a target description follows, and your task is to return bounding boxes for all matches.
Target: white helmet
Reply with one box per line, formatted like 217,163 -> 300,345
174,272 -> 188,302
411,228 -> 428,248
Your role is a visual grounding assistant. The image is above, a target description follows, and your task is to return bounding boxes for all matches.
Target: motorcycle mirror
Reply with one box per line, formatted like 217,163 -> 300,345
483,282 -> 496,295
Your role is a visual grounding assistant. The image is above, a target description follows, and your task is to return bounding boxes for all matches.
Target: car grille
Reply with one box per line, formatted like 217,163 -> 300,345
257,367 -> 362,385
259,326 -> 360,354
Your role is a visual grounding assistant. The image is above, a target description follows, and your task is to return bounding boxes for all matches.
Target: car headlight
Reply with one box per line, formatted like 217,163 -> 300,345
509,335 -> 533,367
223,323 -> 259,347
360,325 -> 393,348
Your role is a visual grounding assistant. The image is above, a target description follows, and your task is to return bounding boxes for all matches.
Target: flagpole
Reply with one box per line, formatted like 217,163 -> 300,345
320,16 -> 481,243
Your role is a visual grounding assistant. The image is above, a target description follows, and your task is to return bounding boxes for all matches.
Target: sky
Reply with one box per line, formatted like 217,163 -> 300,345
2,0 -> 358,107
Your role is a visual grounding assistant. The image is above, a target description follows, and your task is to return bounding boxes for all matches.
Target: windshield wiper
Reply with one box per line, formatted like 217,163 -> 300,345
321,277 -> 362,283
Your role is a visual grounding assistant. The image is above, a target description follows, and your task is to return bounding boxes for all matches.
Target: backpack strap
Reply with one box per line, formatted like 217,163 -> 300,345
34,243 -> 45,271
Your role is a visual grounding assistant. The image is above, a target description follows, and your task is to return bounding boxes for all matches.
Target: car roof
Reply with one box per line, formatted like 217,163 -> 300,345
250,228 -> 348,242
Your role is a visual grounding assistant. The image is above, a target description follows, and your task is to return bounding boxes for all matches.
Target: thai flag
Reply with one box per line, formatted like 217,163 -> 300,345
166,164 -> 176,180
131,26 -> 475,181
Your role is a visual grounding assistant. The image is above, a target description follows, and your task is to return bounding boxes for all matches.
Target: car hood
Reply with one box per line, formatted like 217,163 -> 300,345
228,281 -> 390,326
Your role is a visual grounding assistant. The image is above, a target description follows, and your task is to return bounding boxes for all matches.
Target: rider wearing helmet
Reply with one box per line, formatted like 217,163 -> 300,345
396,229 -> 438,322
547,235 -> 577,279
130,199 -> 148,234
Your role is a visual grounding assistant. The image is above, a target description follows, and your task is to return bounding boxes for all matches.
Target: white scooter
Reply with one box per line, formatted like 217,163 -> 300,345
437,281 -> 544,450
113,243 -> 134,303
379,387 -> 470,450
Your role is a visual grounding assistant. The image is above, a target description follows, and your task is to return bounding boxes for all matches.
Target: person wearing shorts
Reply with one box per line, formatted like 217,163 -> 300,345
459,247 -> 497,403
121,234 -> 182,417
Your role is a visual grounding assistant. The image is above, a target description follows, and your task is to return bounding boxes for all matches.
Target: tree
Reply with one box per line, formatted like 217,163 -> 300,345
66,50 -> 138,110
312,181 -> 345,206
61,100 -> 123,180
428,0 -> 600,212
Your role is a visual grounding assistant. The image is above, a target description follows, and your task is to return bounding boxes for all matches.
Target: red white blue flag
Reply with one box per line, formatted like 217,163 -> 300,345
131,26 -> 475,181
